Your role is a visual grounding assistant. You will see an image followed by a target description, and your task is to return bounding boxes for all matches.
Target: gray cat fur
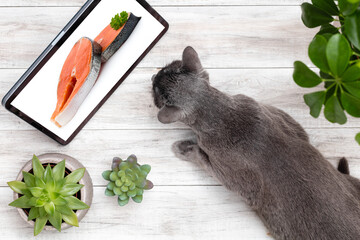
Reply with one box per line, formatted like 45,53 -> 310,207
152,46 -> 360,240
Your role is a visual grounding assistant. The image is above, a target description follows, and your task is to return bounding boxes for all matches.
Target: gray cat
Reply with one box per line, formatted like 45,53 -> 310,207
151,46 -> 360,240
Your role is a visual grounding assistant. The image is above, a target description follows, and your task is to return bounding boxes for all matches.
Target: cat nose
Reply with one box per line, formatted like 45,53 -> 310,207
151,74 -> 156,82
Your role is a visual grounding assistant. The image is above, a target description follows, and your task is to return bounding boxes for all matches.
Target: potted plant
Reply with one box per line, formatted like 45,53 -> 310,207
102,154 -> 153,206
293,0 -> 360,145
7,153 -> 93,236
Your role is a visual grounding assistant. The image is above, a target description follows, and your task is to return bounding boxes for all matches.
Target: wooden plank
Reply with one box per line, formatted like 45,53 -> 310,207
0,6 -> 317,69
1,68 -> 359,131
0,186 -> 271,239
1,0 -> 308,7
1,128 -> 359,187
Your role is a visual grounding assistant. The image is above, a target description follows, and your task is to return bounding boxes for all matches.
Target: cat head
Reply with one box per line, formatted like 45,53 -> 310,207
152,46 -> 209,124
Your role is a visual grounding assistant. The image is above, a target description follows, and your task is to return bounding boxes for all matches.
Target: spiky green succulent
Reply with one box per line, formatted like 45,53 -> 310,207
7,155 -> 89,236
102,154 -> 153,206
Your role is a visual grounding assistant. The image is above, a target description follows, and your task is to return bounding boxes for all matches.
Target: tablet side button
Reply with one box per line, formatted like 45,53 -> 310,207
52,31 -> 65,46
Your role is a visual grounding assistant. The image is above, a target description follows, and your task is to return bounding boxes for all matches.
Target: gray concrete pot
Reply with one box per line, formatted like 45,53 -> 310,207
13,153 -> 93,231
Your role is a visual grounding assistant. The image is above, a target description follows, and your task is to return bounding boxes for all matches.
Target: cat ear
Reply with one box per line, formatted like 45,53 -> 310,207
157,105 -> 184,124
182,46 -> 203,73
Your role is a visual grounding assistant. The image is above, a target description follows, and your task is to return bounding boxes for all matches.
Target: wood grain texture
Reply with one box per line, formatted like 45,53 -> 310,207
1,0 -> 309,7
0,6 -> 317,69
1,68 -> 359,131
1,128 -> 359,187
0,187 -> 271,239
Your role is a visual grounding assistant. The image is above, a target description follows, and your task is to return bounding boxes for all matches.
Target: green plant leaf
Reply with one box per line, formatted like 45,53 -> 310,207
343,81 -> 360,98
341,91 -> 360,117
301,3 -> 334,28
28,197 -> 37,206
9,195 -> 31,208
309,35 -> 330,73
132,195 -> 143,203
32,155 -> 44,178
44,202 -> 55,216
22,171 -> 35,187
56,205 -> 73,215
65,168 -> 85,184
140,164 -> 151,174
44,164 -> 53,182
63,196 -> 89,210
48,210 -> 62,232
34,216 -> 47,236
347,0 -> 360,4
29,187 -> 43,198
59,183 -> 83,196
324,95 -> 347,124
326,34 -> 351,77
118,196 -> 129,206
35,198 -> 46,207
35,176 -> 45,188
345,10 -> 360,50
317,23 -> 339,35
52,160 -> 65,181
102,170 -> 112,181
62,210 -> 79,227
28,207 -> 40,220
53,196 -> 67,205
342,64 -> 360,82
312,0 -> 339,15
105,188 -> 115,196
293,61 -> 322,87
39,206 -> 47,217
338,0 -> 358,16
356,132 -> 360,145
7,181 -> 26,194
304,91 -> 327,118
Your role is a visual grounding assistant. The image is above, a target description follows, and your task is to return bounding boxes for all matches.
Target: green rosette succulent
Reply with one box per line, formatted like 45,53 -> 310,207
7,155 -> 89,236
102,154 -> 153,206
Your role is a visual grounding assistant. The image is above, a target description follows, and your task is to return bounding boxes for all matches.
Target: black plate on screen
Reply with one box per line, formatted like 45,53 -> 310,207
2,0 -> 169,145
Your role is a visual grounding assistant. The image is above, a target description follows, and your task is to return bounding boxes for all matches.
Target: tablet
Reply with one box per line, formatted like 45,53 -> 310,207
2,0 -> 168,145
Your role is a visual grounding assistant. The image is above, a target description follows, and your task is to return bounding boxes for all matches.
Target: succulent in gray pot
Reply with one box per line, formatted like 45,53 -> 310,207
7,153 -> 93,236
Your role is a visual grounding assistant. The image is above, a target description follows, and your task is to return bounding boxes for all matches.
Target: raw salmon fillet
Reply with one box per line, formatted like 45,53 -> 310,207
51,37 -> 101,127
95,12 -> 141,62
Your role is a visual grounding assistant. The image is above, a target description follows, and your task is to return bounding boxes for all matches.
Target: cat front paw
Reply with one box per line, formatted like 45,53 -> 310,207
172,140 -> 196,161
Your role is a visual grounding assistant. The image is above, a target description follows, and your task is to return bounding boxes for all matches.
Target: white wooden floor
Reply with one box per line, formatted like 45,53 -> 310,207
1,0 -> 360,239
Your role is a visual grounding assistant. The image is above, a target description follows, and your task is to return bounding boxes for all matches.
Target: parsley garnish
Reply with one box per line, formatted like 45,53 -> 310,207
110,11 -> 129,30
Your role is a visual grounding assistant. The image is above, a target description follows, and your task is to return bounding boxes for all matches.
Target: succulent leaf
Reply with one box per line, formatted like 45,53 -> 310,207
7,181 -> 27,194
52,160 -> 65,181
64,196 -> 89,210
144,180 -> 154,190
28,207 -> 40,220
44,202 -> 55,216
59,184 -> 83,196
62,210 -> 79,227
105,188 -> 115,196
48,211 -> 62,232
32,155 -> 45,178
22,171 -> 35,187
102,170 -> 112,180
132,195 -> 143,203
107,182 -> 115,190
9,195 -> 32,208
35,176 -> 46,188
140,165 -> 151,174
52,196 -> 67,205
34,216 -> 47,236
56,205 -> 73,215
29,187 -> 43,198
118,197 -> 129,206
65,168 -> 85,184
44,164 -> 54,182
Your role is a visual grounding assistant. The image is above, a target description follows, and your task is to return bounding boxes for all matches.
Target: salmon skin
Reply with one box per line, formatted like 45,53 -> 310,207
51,37 -> 101,127
95,13 -> 141,62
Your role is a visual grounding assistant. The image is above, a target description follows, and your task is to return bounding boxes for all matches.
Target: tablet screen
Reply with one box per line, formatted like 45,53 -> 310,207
11,0 -> 165,142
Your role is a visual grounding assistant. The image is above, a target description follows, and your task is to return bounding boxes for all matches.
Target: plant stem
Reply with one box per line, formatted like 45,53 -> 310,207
322,78 -> 336,82
325,82 -> 336,92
